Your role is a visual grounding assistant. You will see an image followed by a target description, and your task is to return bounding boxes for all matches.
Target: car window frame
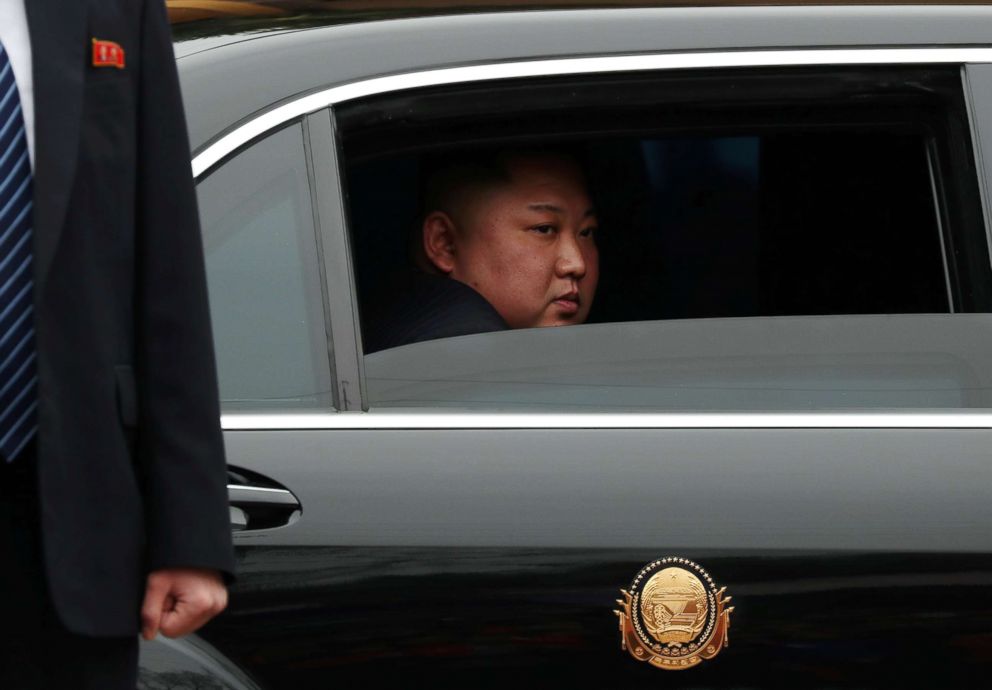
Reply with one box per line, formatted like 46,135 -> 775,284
191,48 -> 992,418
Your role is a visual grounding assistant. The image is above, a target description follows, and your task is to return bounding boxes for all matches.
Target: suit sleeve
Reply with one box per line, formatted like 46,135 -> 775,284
135,0 -> 235,579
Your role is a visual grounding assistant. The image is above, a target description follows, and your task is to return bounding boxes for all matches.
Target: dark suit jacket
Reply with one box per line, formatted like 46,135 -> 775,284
363,272 -> 509,354
24,0 -> 235,636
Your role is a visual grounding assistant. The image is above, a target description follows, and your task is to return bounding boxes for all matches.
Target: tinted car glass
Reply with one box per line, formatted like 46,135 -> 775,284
363,315 -> 992,410
197,124 -> 332,409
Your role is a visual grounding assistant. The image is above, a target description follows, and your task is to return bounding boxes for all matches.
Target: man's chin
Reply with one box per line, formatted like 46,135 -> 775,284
539,314 -> 586,328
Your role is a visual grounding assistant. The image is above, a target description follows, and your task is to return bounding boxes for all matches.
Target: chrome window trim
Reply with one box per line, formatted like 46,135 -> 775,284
221,411 -> 992,430
191,47 -> 992,179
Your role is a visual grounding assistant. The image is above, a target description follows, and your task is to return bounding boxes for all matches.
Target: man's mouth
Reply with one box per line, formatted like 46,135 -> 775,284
553,292 -> 581,315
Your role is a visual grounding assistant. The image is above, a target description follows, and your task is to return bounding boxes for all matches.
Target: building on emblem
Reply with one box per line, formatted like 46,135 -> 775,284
614,557 -> 733,671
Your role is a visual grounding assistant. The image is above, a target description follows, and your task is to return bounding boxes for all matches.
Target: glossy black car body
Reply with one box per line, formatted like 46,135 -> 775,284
140,2 -> 992,687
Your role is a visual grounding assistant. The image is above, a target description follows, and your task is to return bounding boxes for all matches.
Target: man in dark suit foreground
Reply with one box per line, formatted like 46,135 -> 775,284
0,0 -> 234,687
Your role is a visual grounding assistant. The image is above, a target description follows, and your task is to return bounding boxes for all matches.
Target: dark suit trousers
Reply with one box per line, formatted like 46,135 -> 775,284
0,447 -> 138,690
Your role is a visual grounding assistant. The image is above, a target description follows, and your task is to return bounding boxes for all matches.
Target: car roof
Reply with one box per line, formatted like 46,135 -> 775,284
174,4 -> 992,158
169,0 -> 992,47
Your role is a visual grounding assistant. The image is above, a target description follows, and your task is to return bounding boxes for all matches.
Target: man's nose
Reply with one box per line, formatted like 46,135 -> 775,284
555,232 -> 587,278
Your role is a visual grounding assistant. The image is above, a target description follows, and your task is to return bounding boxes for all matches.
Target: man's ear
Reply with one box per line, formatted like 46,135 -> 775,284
422,211 -> 458,274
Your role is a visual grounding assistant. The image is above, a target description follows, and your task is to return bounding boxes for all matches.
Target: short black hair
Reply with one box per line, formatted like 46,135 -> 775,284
420,145 -> 581,220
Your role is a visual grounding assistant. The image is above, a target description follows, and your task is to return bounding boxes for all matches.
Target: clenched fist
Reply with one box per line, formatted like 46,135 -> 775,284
140,568 -> 228,640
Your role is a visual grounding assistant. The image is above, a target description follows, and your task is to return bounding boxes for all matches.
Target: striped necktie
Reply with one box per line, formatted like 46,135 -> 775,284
0,41 -> 37,462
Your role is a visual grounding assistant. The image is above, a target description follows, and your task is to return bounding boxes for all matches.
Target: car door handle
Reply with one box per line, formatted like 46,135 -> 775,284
227,484 -> 301,532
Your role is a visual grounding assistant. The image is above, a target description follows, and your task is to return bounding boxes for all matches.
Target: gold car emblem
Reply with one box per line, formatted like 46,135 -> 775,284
614,557 -> 733,670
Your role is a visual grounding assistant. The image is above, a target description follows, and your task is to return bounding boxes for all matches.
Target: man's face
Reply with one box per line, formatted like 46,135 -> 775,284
447,155 -> 599,329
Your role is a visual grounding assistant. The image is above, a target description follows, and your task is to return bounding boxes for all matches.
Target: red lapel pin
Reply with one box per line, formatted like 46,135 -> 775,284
92,39 -> 125,69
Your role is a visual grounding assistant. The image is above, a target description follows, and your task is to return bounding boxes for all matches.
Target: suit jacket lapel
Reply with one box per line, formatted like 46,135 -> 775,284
25,0 -> 86,294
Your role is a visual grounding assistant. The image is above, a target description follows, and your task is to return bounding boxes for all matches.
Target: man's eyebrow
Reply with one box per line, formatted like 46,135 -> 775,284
527,203 -> 564,213
527,203 -> 598,218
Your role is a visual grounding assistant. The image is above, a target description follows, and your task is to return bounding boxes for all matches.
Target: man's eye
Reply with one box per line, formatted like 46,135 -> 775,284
532,224 -> 556,235
580,226 -> 597,238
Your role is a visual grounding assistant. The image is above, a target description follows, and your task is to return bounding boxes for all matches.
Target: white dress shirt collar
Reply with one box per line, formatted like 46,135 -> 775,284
0,0 -> 36,170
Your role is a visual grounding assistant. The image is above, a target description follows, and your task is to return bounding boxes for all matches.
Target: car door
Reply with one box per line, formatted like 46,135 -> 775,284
192,52 -> 992,688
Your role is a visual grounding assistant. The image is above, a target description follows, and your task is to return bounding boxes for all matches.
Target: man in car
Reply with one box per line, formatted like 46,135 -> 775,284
364,149 -> 600,352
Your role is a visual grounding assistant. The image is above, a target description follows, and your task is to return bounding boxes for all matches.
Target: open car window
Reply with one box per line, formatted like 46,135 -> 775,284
338,66 -> 992,411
